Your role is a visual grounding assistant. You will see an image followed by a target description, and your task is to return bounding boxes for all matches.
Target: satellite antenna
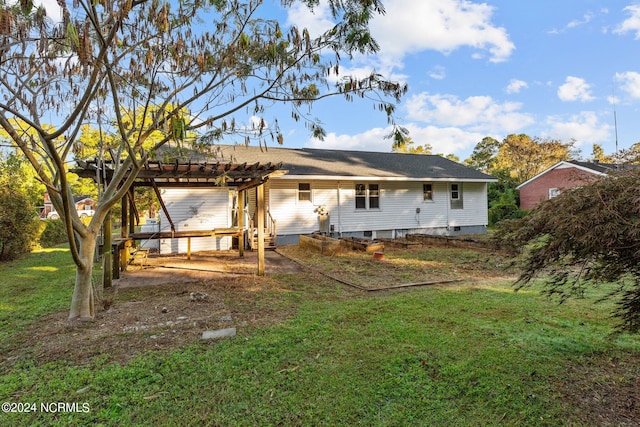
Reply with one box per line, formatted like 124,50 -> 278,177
612,85 -> 619,153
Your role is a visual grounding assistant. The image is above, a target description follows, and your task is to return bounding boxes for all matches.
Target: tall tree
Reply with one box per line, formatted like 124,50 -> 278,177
613,142 -> 640,165
464,136 -> 501,173
0,0 -> 407,322
494,134 -> 575,185
390,135 -> 432,154
590,143 -> 613,163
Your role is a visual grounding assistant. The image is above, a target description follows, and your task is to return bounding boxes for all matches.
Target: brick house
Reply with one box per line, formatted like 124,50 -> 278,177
516,161 -> 618,210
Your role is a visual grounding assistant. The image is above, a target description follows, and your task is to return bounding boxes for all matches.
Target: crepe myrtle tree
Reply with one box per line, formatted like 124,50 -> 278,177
0,0 -> 407,322
493,169 -> 640,332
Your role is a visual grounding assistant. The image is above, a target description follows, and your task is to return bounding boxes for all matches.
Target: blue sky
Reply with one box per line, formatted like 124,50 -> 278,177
34,0 -> 640,161
269,0 -> 640,160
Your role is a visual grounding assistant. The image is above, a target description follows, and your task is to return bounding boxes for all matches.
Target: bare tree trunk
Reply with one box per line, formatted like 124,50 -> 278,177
68,235 -> 98,322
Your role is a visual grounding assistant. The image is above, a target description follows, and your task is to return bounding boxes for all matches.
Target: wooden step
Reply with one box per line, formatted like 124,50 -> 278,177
249,233 -> 277,250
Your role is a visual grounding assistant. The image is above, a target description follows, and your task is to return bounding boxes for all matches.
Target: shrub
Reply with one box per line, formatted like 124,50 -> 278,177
38,219 -> 69,247
0,186 -> 40,261
488,191 -> 525,226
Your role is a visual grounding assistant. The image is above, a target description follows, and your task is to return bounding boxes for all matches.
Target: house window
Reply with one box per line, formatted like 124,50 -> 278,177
423,183 -> 433,201
451,184 -> 460,200
369,184 -> 380,209
355,183 -> 380,210
298,183 -> 311,202
548,188 -> 561,199
355,184 -> 366,209
450,183 -> 463,210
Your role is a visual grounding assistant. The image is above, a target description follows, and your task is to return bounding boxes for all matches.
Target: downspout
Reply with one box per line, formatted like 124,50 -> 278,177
445,182 -> 450,232
337,181 -> 342,237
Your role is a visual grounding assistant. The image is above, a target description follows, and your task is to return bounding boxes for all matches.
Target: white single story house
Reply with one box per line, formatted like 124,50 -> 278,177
153,145 -> 497,253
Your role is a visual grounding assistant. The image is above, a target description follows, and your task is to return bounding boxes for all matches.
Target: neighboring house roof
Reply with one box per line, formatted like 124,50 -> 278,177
202,145 -> 496,182
44,193 -> 94,205
73,195 -> 94,204
516,160 -> 621,189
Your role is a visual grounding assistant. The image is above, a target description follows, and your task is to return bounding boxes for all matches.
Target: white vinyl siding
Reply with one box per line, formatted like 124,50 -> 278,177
269,180 -> 489,237
159,188 -> 231,253
447,182 -> 487,227
269,180 -> 337,235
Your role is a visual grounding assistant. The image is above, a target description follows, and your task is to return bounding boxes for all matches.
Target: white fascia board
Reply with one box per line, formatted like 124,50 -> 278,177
273,175 -> 497,183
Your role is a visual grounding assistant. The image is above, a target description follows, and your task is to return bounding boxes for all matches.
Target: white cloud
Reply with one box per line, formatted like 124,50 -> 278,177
327,60 -> 409,86
557,76 -> 595,102
614,4 -> 640,39
567,12 -> 595,29
506,79 -> 528,94
285,2 -> 334,38
405,92 -> 534,134
303,123 -> 484,155
304,127 -> 392,152
371,0 -> 514,63
544,111 -> 611,146
429,66 -> 447,80
401,124 -> 485,154
615,71 -> 640,99
36,0 -> 62,23
286,0 -> 515,67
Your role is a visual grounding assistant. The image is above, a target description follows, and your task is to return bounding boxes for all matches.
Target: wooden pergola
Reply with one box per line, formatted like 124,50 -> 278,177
74,158 -> 282,284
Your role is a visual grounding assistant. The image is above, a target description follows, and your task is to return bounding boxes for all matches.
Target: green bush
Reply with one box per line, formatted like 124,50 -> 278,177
38,219 -> 69,247
0,186 -> 40,261
488,189 -> 525,226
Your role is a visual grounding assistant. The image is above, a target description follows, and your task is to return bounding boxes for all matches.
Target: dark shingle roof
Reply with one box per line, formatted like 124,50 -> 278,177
72,195 -> 93,203
202,145 -> 495,181
568,160 -> 629,174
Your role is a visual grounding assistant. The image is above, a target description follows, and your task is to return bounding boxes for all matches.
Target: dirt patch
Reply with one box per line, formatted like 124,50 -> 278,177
119,250 -> 304,288
5,251 -> 311,367
277,244 -> 516,290
6,275 -> 301,366
558,353 -> 640,426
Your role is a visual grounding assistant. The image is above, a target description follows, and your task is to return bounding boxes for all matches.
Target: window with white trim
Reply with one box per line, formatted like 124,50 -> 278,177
451,183 -> 460,200
450,183 -> 463,209
548,187 -> 561,199
298,183 -> 311,202
369,184 -> 380,209
423,183 -> 433,201
355,183 -> 380,210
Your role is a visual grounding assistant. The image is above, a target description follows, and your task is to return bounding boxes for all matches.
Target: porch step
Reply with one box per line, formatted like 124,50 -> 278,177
250,231 -> 276,250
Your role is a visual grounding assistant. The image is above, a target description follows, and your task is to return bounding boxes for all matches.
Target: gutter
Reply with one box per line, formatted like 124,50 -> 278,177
274,175 -> 498,183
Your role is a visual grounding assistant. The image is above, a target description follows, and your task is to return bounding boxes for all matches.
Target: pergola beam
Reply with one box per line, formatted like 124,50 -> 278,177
74,158 -> 281,278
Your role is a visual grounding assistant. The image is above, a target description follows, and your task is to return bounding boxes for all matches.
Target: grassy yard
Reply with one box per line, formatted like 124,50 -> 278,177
0,246 -> 639,426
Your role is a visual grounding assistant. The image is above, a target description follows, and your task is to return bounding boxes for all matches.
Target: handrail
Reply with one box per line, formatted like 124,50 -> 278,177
247,211 -> 277,249
267,209 -> 277,247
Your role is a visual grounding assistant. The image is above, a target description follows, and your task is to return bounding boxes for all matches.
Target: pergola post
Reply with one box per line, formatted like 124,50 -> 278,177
238,190 -> 245,257
119,194 -> 129,273
103,210 -> 112,288
128,188 -> 135,235
121,194 -> 128,239
257,183 -> 265,276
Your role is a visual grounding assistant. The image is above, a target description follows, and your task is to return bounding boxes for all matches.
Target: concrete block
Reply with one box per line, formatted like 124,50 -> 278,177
202,327 -> 236,340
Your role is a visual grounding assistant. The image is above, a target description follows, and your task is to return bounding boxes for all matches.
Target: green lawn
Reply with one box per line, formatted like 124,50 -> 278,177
0,248 -> 80,354
0,247 -> 638,426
